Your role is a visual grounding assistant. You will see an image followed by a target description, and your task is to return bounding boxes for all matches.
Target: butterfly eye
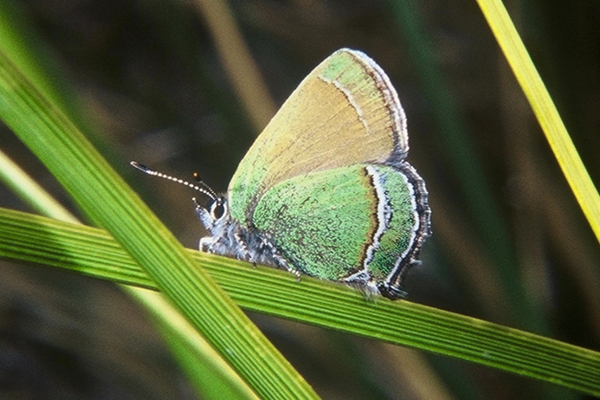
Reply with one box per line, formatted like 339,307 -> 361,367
211,199 -> 226,220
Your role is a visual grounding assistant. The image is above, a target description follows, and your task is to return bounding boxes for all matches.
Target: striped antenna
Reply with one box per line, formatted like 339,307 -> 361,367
130,161 -> 218,201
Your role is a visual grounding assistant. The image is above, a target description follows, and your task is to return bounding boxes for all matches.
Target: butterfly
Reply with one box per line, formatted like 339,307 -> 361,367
133,48 -> 431,299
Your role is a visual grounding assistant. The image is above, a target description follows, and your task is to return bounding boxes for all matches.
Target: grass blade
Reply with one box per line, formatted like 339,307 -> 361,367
1,207 -> 599,397
476,0 -> 600,242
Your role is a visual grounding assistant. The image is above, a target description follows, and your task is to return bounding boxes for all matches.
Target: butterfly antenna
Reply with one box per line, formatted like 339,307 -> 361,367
192,172 -> 219,199
130,161 -> 217,201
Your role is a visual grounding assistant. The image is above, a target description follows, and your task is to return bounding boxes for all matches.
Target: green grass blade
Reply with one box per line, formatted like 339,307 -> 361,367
0,48 -> 317,398
476,0 -> 600,242
1,207 -> 599,396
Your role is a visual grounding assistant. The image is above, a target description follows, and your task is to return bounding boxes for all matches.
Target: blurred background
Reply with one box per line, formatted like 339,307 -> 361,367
1,0 -> 599,398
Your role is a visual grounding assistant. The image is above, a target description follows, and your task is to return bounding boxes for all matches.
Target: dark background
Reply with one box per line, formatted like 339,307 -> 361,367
1,0 -> 599,398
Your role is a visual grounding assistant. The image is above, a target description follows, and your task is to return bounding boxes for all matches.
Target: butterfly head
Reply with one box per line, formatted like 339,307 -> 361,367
193,194 -> 229,233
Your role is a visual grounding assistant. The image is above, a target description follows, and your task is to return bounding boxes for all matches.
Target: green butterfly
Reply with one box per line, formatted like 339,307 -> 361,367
134,48 -> 431,299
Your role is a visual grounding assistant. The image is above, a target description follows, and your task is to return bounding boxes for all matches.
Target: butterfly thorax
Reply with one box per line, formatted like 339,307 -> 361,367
195,196 -> 295,274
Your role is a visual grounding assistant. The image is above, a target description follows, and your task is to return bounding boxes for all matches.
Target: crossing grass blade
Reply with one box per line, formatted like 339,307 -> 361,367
0,47 -> 318,399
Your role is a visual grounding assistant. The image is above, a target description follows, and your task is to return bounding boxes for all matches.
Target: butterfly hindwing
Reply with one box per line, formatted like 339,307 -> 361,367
252,163 -> 422,289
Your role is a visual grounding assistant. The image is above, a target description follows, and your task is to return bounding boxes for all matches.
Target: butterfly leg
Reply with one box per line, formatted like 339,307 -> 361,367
234,232 -> 257,268
199,236 -> 218,252
200,236 -> 235,259
260,238 -> 301,281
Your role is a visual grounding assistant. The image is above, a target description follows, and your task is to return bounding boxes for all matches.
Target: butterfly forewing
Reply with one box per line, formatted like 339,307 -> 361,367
228,49 -> 409,223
